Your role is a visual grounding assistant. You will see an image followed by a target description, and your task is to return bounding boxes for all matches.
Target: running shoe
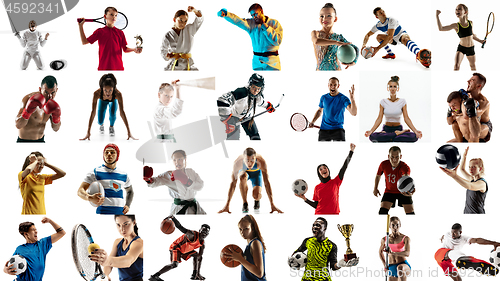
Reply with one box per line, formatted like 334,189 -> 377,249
99,125 -> 104,134
416,49 -> 431,68
109,126 -> 115,136
242,202 -> 249,213
382,53 -> 396,59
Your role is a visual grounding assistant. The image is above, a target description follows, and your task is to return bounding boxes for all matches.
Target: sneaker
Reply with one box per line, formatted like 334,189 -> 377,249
99,125 -> 104,135
242,202 -> 249,213
149,275 -> 164,281
416,49 -> 431,68
254,200 -> 260,210
456,256 -> 499,276
109,126 -> 115,136
382,53 -> 396,59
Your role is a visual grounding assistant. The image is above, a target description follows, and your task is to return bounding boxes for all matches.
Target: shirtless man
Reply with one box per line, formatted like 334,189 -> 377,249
446,73 -> 491,142
218,147 -> 282,214
15,75 -> 61,143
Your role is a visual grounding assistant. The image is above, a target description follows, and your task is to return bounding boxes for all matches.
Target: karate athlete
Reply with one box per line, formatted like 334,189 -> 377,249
77,144 -> 134,215
218,3 -> 283,70
149,216 -> 210,281
15,75 -> 61,143
161,6 -> 203,71
143,150 -> 206,215
217,73 -> 276,140
154,80 -> 182,143
362,7 -> 431,68
16,20 -> 49,70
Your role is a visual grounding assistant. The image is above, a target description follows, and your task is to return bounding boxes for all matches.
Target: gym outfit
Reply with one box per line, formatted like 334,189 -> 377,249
241,238 -> 266,281
369,98 -> 418,143
13,236 -> 52,281
18,172 -> 53,215
464,178 -> 488,214
385,236 -> 411,277
314,32 -> 359,70
241,161 -> 263,187
154,99 -> 183,143
17,136 -> 45,143
169,231 -> 204,262
296,237 -> 338,281
456,20 -> 475,56
117,236 -> 143,281
87,26 -> 127,70
318,93 -> 351,141
377,160 -> 413,207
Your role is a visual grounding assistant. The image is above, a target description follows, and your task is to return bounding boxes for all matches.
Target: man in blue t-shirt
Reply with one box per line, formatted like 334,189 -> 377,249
310,77 -> 357,141
3,218 -> 66,281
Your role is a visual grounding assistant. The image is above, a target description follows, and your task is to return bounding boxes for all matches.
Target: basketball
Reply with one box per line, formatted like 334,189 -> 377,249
87,181 -> 104,207
436,144 -> 461,170
160,218 -> 175,234
220,244 -> 243,268
8,255 -> 27,275
361,46 -> 374,59
338,45 -> 356,64
397,176 -> 415,193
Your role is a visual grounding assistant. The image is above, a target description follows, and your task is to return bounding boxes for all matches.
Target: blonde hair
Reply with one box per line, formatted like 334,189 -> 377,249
469,158 -> 485,175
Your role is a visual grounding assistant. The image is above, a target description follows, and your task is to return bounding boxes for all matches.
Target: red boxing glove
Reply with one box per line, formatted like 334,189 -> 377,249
172,170 -> 193,186
143,166 -> 153,183
266,101 -> 275,113
43,99 -> 61,123
22,93 -> 46,120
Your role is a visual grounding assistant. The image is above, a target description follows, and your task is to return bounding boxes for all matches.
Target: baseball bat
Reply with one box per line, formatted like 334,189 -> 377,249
177,77 -> 215,90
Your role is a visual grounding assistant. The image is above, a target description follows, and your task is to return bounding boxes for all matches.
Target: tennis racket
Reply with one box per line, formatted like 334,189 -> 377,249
290,113 -> 320,132
77,12 -> 128,30
482,12 -> 495,48
71,224 -> 105,281
240,94 -> 284,123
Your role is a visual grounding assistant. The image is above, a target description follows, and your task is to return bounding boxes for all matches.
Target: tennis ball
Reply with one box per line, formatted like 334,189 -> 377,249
88,243 -> 100,254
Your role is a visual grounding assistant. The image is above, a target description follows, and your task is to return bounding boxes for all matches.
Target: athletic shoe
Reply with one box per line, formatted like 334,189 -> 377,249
109,126 -> 115,136
382,53 -> 396,59
416,49 -> 431,68
149,275 -> 164,281
456,256 -> 499,276
254,200 -> 260,213
99,125 -> 104,134
242,202 -> 249,213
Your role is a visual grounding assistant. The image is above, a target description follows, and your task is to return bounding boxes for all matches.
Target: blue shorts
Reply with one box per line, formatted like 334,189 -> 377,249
240,169 -> 263,187
388,260 -> 411,277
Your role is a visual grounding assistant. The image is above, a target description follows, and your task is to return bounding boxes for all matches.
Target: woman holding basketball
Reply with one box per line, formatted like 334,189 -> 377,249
312,3 -> 358,70
378,216 -> 411,281
90,215 -> 143,281
436,5 -> 485,71
224,215 -> 266,281
161,6 -> 203,71
365,76 -> 422,143
80,73 -> 137,140
19,151 -> 66,214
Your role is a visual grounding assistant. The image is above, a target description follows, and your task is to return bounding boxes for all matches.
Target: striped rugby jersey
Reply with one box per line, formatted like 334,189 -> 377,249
370,17 -> 405,38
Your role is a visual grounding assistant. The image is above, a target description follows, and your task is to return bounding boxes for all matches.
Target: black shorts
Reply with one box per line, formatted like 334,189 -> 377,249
457,44 -> 475,56
318,128 -> 345,141
17,135 -> 45,143
381,193 -> 413,207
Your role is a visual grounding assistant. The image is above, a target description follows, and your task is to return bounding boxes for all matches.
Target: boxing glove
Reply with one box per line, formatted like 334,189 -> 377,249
43,99 -> 61,123
172,170 -> 193,186
22,93 -> 46,120
464,98 -> 477,118
143,166 -> 154,183
459,89 -> 468,100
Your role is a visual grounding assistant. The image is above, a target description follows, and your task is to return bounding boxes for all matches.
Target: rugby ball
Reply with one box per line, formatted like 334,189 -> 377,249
87,181 -> 104,207
361,46 -> 374,59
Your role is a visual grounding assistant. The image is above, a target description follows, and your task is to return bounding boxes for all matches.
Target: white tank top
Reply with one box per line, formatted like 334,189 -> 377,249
381,98 -> 406,123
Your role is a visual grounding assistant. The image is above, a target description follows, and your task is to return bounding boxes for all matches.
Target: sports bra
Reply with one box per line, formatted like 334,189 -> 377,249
381,98 -> 406,123
386,235 -> 406,252
457,20 -> 473,38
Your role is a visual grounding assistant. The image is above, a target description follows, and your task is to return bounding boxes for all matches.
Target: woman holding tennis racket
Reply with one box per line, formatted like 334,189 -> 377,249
436,5 -> 486,71
365,76 -> 422,143
378,216 -> 411,281
90,215 -> 143,281
161,6 -> 203,71
80,73 -> 137,140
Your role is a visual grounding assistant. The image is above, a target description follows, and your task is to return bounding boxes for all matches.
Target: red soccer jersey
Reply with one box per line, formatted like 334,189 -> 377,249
312,175 -> 343,214
377,160 -> 410,194
169,231 -> 203,253
87,26 -> 127,70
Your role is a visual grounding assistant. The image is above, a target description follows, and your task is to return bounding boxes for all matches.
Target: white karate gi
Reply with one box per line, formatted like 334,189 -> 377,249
154,99 -> 183,143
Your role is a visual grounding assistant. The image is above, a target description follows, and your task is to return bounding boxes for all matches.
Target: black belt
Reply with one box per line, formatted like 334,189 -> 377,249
253,51 -> 279,57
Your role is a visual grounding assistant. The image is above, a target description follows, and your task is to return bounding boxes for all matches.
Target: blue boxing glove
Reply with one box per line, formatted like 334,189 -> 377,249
217,8 -> 227,17
459,89 -> 468,100
464,98 -> 477,117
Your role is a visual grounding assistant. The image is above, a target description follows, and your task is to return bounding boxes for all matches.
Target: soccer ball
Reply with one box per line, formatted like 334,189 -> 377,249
87,181 -> 105,207
292,179 -> 308,195
490,248 -> 500,268
288,252 -> 307,270
397,176 -> 415,193
361,46 -> 374,59
8,255 -> 27,275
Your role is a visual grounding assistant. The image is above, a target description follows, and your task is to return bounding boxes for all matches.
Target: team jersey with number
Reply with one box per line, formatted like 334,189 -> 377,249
377,160 -> 410,194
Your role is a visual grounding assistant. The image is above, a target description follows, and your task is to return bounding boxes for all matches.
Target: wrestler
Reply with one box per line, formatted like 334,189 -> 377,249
149,216 -> 210,281
161,6 -> 203,71
16,20 -> 49,70
218,147 -> 282,214
379,217 -> 411,281
362,7 -> 431,68
436,5 -> 485,70
295,144 -> 355,215
373,146 -> 416,215
78,7 -> 142,70
77,144 -> 134,215
15,75 -> 61,143
153,80 -> 182,142
309,77 -> 357,142
218,4 -> 283,70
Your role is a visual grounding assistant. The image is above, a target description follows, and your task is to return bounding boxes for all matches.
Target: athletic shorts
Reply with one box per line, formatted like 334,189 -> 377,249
318,128 -> 345,141
388,260 -> 411,277
17,135 -> 45,143
434,248 -> 456,276
381,192 -> 413,207
457,44 -> 475,56
242,169 -> 263,187
170,249 -> 197,263
390,31 -> 407,45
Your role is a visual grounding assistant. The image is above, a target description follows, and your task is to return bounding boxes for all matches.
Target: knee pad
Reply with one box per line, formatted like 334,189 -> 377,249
378,207 -> 389,215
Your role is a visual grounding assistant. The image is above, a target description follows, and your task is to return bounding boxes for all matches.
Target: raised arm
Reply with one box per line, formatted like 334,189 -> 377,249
436,10 -> 458,32
402,104 -> 422,139
470,238 -> 500,250
346,85 -> 357,116
78,19 -> 90,45
80,91 -> 99,141
338,144 -> 355,180
221,11 -> 251,32
440,167 -> 487,192
366,104 -> 384,137
41,217 -> 66,243
170,216 -> 194,239
116,92 -> 137,140
44,161 -> 66,181
459,147 -> 472,180
21,154 -> 38,179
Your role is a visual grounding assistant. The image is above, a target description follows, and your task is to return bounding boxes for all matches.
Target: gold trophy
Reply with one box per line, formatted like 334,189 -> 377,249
135,35 -> 143,51
337,224 -> 357,261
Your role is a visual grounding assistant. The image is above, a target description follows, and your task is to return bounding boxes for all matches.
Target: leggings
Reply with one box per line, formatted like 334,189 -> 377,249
369,125 -> 418,143
98,99 -> 118,126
